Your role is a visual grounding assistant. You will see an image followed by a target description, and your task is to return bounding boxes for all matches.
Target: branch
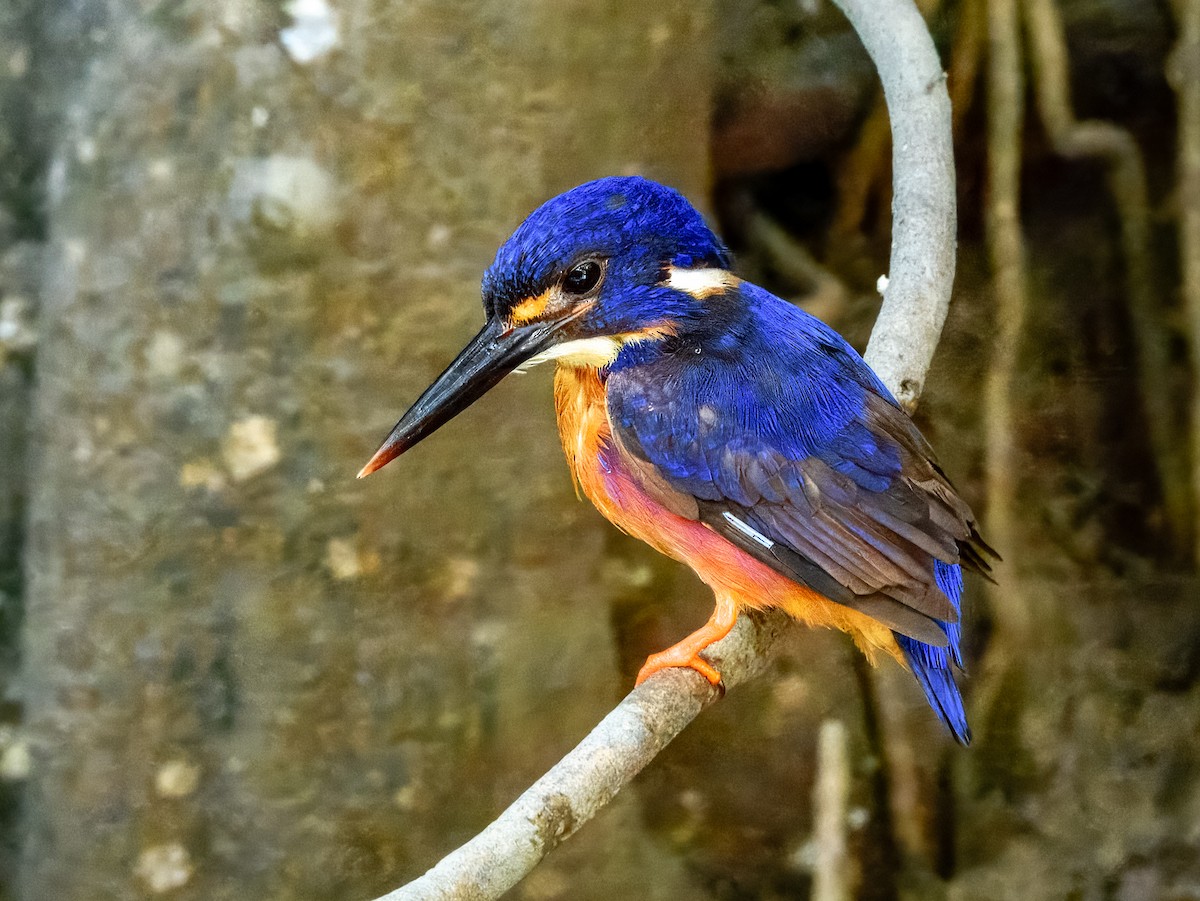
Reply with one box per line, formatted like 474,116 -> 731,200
373,613 -> 787,901
852,0 -> 958,410
1168,0 -> 1200,565
811,719 -> 852,901
1022,0 -> 1189,550
982,0 -> 1031,651
372,2 -> 957,898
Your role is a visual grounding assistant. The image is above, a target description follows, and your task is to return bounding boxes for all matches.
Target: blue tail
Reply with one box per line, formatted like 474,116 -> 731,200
895,562 -> 971,745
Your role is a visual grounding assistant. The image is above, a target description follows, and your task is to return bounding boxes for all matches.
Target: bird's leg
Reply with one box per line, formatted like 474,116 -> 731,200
636,594 -> 739,687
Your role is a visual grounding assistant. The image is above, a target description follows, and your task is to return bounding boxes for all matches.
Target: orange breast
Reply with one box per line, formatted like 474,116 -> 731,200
552,365 -> 903,663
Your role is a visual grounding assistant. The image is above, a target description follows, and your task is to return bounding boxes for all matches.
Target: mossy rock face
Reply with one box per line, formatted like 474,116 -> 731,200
15,2 -> 713,899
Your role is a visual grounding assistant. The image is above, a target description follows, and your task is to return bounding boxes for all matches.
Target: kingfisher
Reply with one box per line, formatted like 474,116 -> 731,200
359,176 -> 992,745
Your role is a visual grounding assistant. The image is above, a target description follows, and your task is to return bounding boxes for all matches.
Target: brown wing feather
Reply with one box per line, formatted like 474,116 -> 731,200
607,389 -> 995,644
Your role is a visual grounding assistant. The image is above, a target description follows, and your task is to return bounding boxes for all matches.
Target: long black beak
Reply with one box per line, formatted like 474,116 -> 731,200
357,316 -> 563,477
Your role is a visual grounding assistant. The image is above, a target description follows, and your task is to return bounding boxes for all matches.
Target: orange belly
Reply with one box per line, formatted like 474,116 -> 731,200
553,365 -> 904,663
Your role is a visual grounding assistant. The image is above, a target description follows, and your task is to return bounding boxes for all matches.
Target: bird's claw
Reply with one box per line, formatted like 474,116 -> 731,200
636,650 -> 724,690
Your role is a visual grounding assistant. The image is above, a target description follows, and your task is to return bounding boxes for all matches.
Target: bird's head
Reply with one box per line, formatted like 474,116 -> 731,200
359,176 -> 734,477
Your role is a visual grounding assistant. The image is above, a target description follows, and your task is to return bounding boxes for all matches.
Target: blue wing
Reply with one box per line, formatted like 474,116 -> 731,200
606,284 -> 988,743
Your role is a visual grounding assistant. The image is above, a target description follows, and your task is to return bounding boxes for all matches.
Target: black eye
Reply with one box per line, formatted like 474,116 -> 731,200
562,260 -> 603,296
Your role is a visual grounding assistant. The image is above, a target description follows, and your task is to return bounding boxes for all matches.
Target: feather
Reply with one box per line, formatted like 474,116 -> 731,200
606,282 -> 984,651
898,562 -> 971,745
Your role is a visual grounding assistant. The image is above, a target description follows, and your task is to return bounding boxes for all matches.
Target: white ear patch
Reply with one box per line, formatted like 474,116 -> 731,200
664,266 -> 739,299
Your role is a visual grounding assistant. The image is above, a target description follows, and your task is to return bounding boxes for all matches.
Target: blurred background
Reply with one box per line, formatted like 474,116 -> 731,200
1,0 -> 1198,898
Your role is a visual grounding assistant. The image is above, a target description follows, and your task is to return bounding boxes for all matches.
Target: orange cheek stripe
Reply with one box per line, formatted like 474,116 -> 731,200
509,290 -> 552,324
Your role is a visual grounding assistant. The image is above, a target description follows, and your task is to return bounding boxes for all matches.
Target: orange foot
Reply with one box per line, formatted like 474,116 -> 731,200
637,645 -> 723,686
635,594 -> 739,687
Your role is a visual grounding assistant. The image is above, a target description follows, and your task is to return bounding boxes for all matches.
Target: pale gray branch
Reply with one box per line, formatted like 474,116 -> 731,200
372,1 -> 958,898
851,0 -> 958,410
373,613 -> 786,901
811,720 -> 851,901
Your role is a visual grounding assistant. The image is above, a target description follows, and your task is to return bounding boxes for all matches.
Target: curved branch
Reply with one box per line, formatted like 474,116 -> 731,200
851,0 -> 958,410
373,613 -> 787,901
1022,0 -> 1188,549
372,2 -> 958,898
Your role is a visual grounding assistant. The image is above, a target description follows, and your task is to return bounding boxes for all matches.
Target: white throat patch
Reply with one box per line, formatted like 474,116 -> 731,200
517,336 -> 624,372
